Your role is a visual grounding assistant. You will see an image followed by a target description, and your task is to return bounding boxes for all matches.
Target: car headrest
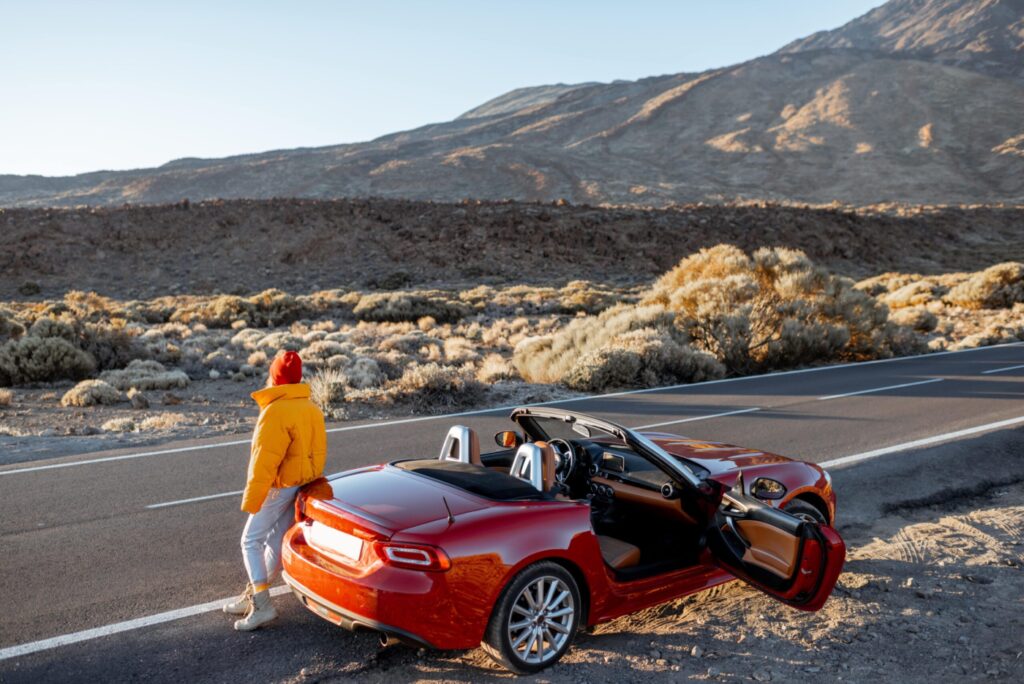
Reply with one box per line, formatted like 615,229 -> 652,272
510,442 -> 557,492
439,425 -> 482,465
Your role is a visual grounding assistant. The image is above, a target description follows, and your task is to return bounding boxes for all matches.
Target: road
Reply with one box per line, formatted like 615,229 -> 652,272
1,343 -> 1022,682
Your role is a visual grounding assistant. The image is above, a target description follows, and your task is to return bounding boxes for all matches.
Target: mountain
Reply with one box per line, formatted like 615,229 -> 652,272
780,0 -> 1024,82
1,0 -> 1022,208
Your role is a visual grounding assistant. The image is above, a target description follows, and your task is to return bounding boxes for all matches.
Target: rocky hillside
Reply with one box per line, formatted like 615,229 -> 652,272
780,0 -> 1024,82
1,0 -> 1022,208
3,198 -> 1023,300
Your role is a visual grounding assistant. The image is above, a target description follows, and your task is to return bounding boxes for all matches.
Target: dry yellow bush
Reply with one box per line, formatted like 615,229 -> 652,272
513,303 -> 680,385
476,354 -> 518,383
643,244 -> 906,372
353,292 -> 470,324
61,379 -> 126,407
944,262 -> 1024,309
101,417 -> 136,433
0,388 -> 12,406
139,413 -> 188,430
561,328 -> 724,391
888,307 -> 939,332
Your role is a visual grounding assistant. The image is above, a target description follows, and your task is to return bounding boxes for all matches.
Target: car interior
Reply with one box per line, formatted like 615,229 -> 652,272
398,420 -> 712,581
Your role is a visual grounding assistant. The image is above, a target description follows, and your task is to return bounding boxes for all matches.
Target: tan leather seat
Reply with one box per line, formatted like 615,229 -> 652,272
597,535 -> 641,570
467,429 -> 481,466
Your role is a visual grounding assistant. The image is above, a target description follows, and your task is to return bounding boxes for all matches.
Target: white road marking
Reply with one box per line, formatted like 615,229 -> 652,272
0,440 -> 252,476
145,490 -> 243,509
1,341 -> 1020,477
5,412 -> 1024,659
820,415 -> 1024,470
0,586 -> 291,662
633,407 -> 761,429
982,364 -> 1024,375
816,378 -> 943,401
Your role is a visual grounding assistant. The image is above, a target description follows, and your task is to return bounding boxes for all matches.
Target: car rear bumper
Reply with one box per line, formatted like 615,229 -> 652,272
281,523 -> 483,650
282,570 -> 435,649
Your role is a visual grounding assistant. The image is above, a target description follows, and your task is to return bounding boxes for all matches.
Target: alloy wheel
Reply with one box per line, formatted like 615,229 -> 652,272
506,575 -> 574,665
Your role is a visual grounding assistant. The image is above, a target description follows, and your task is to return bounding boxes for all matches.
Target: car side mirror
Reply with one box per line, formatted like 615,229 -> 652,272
494,430 -> 523,449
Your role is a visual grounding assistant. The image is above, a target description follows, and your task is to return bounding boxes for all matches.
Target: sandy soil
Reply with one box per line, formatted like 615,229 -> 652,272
276,479 -> 1024,683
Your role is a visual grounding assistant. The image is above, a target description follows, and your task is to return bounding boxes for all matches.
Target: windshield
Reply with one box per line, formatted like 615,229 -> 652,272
528,415 -> 620,444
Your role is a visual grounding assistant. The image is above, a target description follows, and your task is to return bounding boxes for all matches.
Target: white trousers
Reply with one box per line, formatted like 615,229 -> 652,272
240,485 -> 300,585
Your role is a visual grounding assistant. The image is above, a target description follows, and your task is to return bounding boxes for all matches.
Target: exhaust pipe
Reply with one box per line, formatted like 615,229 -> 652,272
379,632 -> 392,648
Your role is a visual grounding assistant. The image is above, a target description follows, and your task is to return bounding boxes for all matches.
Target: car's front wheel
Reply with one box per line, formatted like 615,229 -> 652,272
481,561 -> 581,674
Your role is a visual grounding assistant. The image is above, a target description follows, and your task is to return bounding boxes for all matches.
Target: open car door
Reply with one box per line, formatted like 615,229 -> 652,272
705,474 -> 846,611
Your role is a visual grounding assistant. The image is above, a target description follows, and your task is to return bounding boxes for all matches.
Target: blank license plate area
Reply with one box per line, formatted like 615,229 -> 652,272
306,521 -> 364,562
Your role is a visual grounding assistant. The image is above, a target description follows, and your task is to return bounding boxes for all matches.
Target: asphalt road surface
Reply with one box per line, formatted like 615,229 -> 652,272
1,343 -> 1022,682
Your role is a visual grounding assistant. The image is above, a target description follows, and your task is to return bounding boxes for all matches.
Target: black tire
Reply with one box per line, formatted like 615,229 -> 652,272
481,561 -> 581,674
783,499 -> 828,525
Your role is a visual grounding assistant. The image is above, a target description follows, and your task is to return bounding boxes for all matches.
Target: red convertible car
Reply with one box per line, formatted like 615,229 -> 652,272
281,407 -> 845,674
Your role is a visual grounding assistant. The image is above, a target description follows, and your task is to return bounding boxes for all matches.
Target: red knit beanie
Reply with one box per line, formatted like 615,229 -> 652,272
269,350 -> 302,386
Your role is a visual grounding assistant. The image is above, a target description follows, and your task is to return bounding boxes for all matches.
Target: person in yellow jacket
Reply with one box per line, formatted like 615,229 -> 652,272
223,350 -> 327,631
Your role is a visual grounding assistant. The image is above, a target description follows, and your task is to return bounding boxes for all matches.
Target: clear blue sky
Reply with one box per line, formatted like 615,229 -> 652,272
1,1 -> 882,177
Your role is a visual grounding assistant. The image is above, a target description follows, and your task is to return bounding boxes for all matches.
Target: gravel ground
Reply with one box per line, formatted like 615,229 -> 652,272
276,479 -> 1024,683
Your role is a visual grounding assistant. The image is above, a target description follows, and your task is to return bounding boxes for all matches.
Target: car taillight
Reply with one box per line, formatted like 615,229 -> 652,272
374,542 -> 451,572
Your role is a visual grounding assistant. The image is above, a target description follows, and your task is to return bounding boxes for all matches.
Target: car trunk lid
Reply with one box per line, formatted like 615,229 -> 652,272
300,464 -> 488,540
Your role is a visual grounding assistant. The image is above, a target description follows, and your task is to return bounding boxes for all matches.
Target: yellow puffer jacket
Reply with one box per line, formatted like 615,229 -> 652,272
241,383 -> 327,514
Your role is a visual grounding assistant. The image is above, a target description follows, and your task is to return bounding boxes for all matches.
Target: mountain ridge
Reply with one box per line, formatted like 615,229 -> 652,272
2,0 -> 1022,208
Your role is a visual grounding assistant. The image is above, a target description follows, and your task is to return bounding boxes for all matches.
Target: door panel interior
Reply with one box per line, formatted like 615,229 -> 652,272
734,519 -> 799,578
707,487 -> 846,611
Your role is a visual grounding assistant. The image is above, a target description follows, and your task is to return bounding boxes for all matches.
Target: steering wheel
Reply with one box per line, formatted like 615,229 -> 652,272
547,438 -> 577,484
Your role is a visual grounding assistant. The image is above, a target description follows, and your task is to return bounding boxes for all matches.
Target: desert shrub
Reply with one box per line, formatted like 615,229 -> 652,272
513,303 -> 676,384
344,357 -> 386,389
386,363 -> 485,410
309,367 -> 348,412
100,359 -> 190,391
247,350 -> 269,367
561,328 -> 724,391
61,379 -> 126,407
379,331 -> 442,356
28,317 -> 77,342
0,388 -> 12,406
231,328 -> 265,350
642,244 -> 896,373
476,354 -> 519,383
204,349 -> 242,374
353,292 -> 470,324
139,413 -> 188,431
0,336 -> 96,386
855,273 -> 919,297
0,309 -> 26,340
443,336 -> 480,364
300,340 -> 349,361
944,262 -> 1024,309
888,307 -> 938,333
256,331 -> 303,352
557,280 -> 624,314
101,417 -> 136,433
80,323 -> 150,370
168,289 -> 310,328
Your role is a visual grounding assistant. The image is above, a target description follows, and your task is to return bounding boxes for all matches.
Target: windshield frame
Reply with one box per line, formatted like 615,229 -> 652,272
510,407 -> 704,489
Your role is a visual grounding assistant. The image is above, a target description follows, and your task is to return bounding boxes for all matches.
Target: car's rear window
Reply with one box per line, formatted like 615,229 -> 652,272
393,459 -> 544,501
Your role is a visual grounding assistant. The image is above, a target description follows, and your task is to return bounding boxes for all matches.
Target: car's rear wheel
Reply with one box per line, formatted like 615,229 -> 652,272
783,499 -> 828,525
481,561 -> 581,674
